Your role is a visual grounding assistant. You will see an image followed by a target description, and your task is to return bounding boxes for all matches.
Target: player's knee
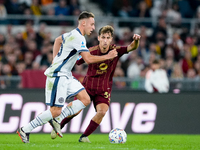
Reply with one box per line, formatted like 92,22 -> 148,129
50,107 -> 62,118
97,110 -> 107,117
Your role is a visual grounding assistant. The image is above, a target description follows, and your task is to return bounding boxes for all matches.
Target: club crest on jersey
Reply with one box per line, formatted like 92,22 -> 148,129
81,41 -> 85,48
96,63 -> 108,74
58,97 -> 64,103
99,63 -> 108,70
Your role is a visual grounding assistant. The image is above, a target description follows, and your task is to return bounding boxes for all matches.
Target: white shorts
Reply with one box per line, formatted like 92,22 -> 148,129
45,76 -> 85,107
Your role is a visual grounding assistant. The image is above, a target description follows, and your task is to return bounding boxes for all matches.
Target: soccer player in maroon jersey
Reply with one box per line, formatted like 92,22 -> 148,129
51,25 -> 141,142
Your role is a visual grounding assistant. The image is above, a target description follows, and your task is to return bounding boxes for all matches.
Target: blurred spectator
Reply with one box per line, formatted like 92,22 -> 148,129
181,50 -> 193,76
145,59 -> 169,93
137,38 -> 150,65
187,0 -> 199,17
131,0 -> 150,18
112,0 -> 133,17
138,25 -> 149,41
0,33 -> 6,52
165,2 -> 182,27
34,44 -> 52,70
113,61 -> 126,89
180,26 -> 190,43
177,0 -> 193,18
54,0 -> 70,25
186,68 -> 197,79
194,57 -> 200,79
36,22 -> 47,49
6,53 -> 18,75
1,44 -> 13,64
166,32 -> 184,61
24,51 -> 34,69
14,46 -> 24,61
5,0 -> 23,24
127,52 -> 144,78
159,58 -> 166,70
22,8 -> 34,24
0,1 -> 7,24
5,0 -> 21,14
99,0 -> 114,16
30,0 -> 42,16
68,0 -> 81,15
40,50 -> 52,70
26,40 -> 40,60
194,59 -> 200,73
15,32 -> 25,49
150,0 -> 162,26
1,63 -> 13,76
42,8 -> 57,25
196,6 -> 200,29
54,0 -> 70,16
22,21 -> 35,40
155,39 -> 166,59
0,61 -> 6,88
165,46 -> 175,77
171,63 -> 184,80
118,28 -> 132,46
148,50 -> 160,65
151,17 -> 167,43
185,36 -> 198,61
72,7 -> 81,16
6,24 -> 13,38
140,65 -> 149,78
41,0 -> 56,14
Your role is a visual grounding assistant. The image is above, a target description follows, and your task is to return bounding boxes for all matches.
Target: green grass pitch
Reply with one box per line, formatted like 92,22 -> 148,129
0,134 -> 200,150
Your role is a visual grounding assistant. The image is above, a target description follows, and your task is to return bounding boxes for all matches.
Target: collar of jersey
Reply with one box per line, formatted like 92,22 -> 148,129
76,28 -> 82,35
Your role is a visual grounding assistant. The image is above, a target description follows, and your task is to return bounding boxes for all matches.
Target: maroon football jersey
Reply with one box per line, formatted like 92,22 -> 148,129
76,44 -> 127,93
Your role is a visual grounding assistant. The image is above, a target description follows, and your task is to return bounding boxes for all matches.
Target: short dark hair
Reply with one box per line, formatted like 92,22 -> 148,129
98,25 -> 114,37
152,59 -> 159,64
78,11 -> 95,20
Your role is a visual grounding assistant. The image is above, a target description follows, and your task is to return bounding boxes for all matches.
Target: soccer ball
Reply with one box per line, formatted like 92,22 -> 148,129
109,128 -> 127,144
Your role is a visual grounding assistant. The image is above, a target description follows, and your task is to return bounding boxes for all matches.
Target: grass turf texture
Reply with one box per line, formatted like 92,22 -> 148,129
0,134 -> 200,150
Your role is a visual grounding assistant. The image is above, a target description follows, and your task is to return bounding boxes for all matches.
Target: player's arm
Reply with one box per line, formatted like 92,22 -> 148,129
53,36 -> 63,59
127,34 -> 141,52
80,49 -> 117,64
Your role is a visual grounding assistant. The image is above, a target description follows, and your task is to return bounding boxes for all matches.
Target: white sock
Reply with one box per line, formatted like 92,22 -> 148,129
22,109 -> 53,133
55,100 -> 85,123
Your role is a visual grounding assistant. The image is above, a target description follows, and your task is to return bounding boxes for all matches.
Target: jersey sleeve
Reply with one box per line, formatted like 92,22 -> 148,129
73,36 -> 89,53
76,56 -> 85,65
117,46 -> 128,57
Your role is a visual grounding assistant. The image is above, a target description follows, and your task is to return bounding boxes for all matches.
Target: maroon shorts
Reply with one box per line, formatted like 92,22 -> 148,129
86,88 -> 111,110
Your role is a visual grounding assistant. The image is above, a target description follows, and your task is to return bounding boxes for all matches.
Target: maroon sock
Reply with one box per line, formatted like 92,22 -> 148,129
82,120 -> 99,137
61,117 -> 73,129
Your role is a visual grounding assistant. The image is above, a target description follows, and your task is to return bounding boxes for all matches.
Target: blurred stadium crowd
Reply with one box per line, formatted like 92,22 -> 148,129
0,0 -> 200,89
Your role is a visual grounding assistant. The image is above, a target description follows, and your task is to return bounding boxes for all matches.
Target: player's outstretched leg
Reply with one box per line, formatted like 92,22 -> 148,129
16,128 -> 30,143
79,136 -> 91,143
49,119 -> 63,138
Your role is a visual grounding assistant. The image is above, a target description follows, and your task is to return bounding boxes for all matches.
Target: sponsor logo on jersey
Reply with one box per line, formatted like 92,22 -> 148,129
81,41 -> 85,48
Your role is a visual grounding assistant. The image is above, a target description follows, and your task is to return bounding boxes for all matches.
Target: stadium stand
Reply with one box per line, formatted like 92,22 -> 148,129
0,0 -> 200,91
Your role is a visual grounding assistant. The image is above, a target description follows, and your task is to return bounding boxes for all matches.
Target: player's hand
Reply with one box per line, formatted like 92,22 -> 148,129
133,34 -> 141,41
108,49 -> 118,59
